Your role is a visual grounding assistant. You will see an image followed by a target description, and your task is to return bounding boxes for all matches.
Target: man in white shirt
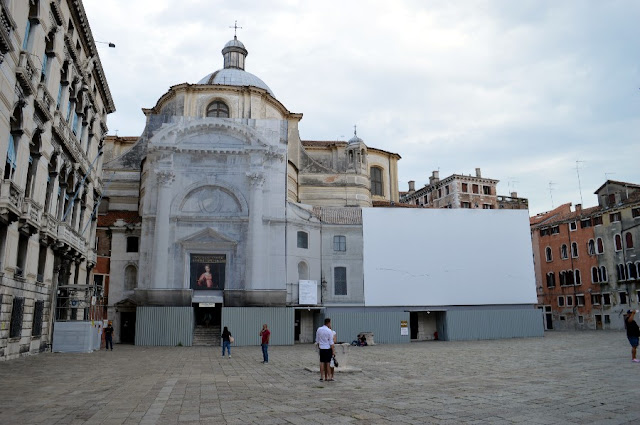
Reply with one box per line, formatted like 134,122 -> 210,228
315,318 -> 335,381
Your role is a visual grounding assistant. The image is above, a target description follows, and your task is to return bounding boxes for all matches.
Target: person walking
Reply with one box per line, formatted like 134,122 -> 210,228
315,318 -> 335,381
625,310 -> 640,363
259,323 -> 270,363
104,321 -> 114,351
221,326 -> 232,358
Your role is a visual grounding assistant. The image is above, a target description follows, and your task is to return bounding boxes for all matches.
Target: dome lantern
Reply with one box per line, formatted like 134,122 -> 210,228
222,36 -> 248,70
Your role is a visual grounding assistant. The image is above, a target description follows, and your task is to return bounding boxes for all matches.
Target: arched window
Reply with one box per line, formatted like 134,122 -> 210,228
545,247 -> 553,262
546,272 -> 555,288
297,261 -> 308,281
370,167 -> 383,196
571,242 -> 578,258
600,266 -> 608,282
206,101 -> 229,118
560,244 -> 568,259
559,271 -> 566,286
124,265 -> 137,291
574,269 -> 581,285
626,232 -> 634,249
597,238 -> 604,254
628,262 -> 637,280
587,239 -> 595,255
615,234 -> 622,251
617,264 -> 626,281
592,267 -> 599,283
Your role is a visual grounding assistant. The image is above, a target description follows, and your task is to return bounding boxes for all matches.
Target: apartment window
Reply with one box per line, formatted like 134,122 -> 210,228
22,19 -> 33,51
610,212 -> 621,223
557,296 -> 565,307
591,267 -> 600,283
578,316 -> 584,324
540,228 -> 550,237
40,53 -> 49,81
4,134 -> 17,180
32,300 -> 44,337
472,184 -> 479,194
56,83 -> 63,109
566,270 -> 575,285
580,218 -> 592,228
546,272 -> 555,288
603,293 -> 611,305
126,237 -> 139,253
614,234 -> 622,251
604,315 -> 611,325
333,235 -> 346,252
482,204 -> 492,209
438,188 -> 442,198
593,215 -> 603,226
633,208 -> 640,218
483,186 -> 491,195
445,185 -> 450,195
334,267 -> 347,296
629,263 -> 638,280
569,221 -> 577,231
600,266 -> 608,282
617,264 -> 626,281
297,231 -> 308,249
626,232 -> 634,249
462,183 -> 468,192
597,238 -> 604,254
551,226 -> 560,235
571,242 -> 578,258
370,167 -> 383,196
574,269 -> 581,285
620,292 -> 629,305
591,294 -> 601,305
559,271 -> 567,286
560,244 -> 568,259
545,247 -> 553,262
206,101 -> 229,118
10,297 -> 25,338
587,239 -> 595,255
576,295 -> 585,306
461,202 -> 470,208
16,234 -> 29,277
608,194 -> 616,206
566,295 -> 573,306
36,245 -> 47,283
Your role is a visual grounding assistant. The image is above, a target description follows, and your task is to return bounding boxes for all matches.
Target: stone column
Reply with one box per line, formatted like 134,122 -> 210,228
152,170 -> 175,289
247,172 -> 265,289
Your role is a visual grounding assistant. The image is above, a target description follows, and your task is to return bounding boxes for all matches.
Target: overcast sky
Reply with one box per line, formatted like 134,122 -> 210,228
84,0 -> 639,215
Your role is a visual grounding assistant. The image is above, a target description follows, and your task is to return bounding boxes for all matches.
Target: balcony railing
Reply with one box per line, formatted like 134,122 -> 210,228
57,222 -> 86,254
16,51 -> 37,95
0,179 -> 24,222
20,197 -> 42,233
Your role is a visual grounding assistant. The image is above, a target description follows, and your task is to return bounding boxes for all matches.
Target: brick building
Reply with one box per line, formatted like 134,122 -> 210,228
531,180 -> 640,330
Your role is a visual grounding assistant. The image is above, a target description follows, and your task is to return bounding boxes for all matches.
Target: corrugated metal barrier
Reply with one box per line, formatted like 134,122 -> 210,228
135,306 -> 194,346
326,310 -> 411,345
445,308 -> 543,341
222,307 -> 294,346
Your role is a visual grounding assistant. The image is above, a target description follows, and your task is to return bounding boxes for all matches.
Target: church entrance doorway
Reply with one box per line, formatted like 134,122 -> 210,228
120,312 -> 136,344
193,304 -> 222,346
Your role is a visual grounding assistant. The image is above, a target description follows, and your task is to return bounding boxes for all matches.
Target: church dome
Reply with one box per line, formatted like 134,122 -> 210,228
196,37 -> 274,97
348,128 -> 364,145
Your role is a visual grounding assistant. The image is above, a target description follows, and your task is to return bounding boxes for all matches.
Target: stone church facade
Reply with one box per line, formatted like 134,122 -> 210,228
99,36 -> 401,345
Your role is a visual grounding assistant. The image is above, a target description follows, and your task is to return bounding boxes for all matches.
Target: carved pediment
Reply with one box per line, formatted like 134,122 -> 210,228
178,227 -> 238,245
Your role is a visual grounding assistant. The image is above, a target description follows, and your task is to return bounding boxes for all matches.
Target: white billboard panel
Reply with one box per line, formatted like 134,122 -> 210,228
362,208 -> 537,306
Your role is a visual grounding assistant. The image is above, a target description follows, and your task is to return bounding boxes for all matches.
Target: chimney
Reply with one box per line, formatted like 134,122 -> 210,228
475,168 -> 481,178
429,170 -> 440,186
510,191 -> 518,198
408,180 -> 415,193
575,204 -> 582,212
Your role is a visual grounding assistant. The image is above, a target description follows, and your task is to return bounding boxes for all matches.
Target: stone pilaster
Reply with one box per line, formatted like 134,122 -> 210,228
246,172 -> 265,289
152,170 -> 175,289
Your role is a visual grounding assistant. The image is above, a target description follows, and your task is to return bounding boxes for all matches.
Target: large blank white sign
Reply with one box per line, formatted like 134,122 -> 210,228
362,208 -> 537,306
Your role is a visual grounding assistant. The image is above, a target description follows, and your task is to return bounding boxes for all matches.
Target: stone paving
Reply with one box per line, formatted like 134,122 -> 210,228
1,331 -> 640,424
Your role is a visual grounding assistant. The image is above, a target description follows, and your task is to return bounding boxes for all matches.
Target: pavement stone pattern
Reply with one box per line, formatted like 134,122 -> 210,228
1,331 -> 639,424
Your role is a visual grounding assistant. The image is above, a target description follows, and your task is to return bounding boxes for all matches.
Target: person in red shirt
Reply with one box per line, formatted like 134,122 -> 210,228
259,323 -> 270,363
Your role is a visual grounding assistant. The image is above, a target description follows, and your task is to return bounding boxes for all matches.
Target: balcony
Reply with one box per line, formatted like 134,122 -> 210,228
57,222 -> 86,255
16,51 -> 38,95
0,3 -> 15,57
40,212 -> 58,241
20,197 -> 42,234
0,180 -> 23,223
52,110 -> 88,166
87,249 -> 97,268
34,83 -> 54,122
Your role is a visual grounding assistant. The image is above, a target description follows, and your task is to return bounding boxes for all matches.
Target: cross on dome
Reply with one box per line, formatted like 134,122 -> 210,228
229,20 -> 243,38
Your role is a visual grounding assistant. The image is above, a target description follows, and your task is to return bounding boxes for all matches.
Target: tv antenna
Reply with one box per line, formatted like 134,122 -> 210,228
575,160 -> 584,206
548,181 -> 556,208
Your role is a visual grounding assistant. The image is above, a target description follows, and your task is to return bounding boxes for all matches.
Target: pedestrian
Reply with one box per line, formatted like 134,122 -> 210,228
259,323 -> 270,363
329,325 -> 337,380
315,318 -> 334,381
221,326 -> 232,358
104,321 -> 114,351
625,310 -> 640,363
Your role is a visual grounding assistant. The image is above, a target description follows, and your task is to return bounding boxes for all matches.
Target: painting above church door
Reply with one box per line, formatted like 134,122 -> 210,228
190,254 -> 226,290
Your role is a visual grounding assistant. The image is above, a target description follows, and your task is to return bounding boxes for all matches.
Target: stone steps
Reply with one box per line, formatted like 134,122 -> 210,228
193,325 -> 221,346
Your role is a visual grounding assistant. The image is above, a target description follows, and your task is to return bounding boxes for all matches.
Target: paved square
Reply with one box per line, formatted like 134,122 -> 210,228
1,331 -> 639,424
